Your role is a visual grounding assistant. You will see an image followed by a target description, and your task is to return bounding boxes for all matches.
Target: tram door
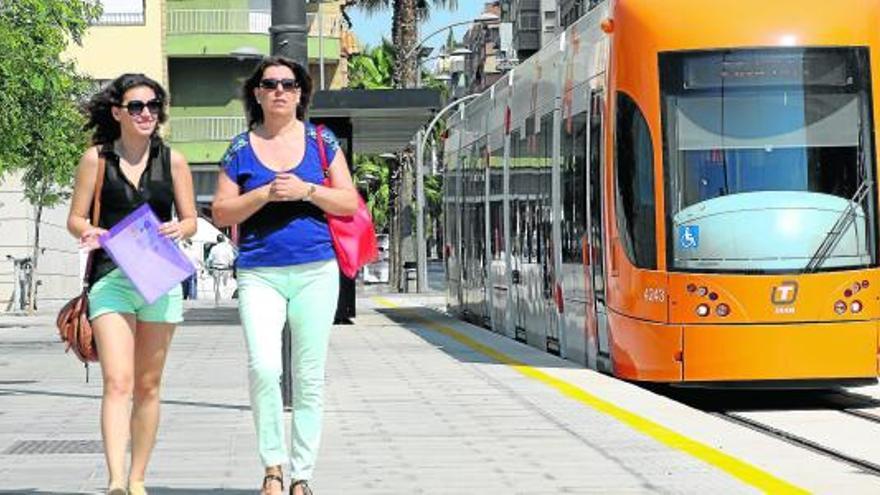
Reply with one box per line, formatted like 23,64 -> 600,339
539,111 -> 561,355
585,89 -> 610,369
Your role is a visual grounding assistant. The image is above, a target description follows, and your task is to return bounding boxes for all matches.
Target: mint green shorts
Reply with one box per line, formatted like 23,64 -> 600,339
88,268 -> 183,323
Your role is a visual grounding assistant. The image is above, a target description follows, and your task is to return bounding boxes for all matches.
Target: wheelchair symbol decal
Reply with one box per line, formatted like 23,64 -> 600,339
679,226 -> 699,249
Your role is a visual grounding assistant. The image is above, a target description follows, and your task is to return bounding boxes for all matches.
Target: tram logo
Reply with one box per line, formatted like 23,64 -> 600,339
771,281 -> 799,305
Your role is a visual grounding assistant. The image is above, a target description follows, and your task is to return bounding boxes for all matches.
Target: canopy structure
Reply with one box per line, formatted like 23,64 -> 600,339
311,89 -> 443,154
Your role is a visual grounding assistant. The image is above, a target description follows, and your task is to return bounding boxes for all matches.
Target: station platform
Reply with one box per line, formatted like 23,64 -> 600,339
0,292 -> 878,493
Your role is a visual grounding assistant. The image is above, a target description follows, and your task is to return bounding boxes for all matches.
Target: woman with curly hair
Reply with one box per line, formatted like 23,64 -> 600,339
66,73 -> 196,495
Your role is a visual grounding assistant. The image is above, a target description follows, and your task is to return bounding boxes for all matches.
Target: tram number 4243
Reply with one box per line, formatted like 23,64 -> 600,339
643,287 -> 666,304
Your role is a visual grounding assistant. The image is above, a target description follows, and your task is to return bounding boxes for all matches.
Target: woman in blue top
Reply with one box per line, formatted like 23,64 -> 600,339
212,57 -> 357,495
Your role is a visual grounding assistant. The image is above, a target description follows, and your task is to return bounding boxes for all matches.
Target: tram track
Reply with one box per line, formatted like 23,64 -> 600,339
650,385 -> 880,477
715,410 -> 880,477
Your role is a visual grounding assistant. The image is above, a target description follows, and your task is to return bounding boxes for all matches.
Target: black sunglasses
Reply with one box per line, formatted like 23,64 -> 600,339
117,99 -> 162,116
259,78 -> 300,91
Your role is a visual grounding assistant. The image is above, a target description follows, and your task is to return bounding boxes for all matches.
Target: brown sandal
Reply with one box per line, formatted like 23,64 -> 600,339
263,472 -> 284,494
290,479 -> 313,495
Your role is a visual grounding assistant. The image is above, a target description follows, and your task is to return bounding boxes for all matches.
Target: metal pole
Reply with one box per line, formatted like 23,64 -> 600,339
271,0 -> 308,410
318,4 -> 325,90
416,130 -> 426,292
271,0 -> 308,62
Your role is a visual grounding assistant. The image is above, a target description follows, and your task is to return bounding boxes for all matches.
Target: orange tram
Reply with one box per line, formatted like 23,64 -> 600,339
442,0 -> 880,386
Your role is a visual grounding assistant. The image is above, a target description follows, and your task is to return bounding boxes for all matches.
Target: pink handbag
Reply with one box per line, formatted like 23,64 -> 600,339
316,125 -> 379,279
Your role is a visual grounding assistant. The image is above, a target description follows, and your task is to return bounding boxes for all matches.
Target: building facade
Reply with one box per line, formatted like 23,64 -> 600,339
461,2 -> 504,96
558,0 -> 603,30
500,0 -> 557,62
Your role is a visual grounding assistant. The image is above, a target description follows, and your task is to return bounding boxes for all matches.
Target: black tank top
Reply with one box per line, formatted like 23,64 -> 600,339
89,140 -> 175,284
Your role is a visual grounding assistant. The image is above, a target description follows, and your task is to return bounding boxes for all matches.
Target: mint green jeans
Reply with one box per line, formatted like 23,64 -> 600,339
237,260 -> 339,481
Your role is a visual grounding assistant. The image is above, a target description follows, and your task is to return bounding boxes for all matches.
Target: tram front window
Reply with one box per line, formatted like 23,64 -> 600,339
660,48 -> 877,273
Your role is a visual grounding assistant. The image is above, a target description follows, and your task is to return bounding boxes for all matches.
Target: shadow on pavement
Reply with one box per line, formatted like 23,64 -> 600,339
0,489 -> 254,495
0,387 -> 251,412
645,384 -> 880,413
374,306 -> 575,369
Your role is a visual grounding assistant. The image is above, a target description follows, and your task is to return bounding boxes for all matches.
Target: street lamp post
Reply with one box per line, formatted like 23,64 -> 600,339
414,93 -> 481,292
400,13 -> 499,65
399,13 -> 497,292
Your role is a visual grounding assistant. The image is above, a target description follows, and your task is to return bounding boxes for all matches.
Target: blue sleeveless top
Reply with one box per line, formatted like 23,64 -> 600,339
220,123 -> 340,269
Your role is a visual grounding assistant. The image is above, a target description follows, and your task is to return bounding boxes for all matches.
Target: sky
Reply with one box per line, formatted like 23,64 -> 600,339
347,2 -> 486,58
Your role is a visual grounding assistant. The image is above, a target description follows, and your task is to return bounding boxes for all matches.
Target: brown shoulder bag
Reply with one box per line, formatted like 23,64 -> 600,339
56,153 -> 105,365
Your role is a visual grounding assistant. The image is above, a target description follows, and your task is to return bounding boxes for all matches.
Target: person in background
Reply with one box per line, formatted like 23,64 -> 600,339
66,73 -> 196,495
206,234 -> 236,303
212,56 -> 357,495
180,239 -> 202,300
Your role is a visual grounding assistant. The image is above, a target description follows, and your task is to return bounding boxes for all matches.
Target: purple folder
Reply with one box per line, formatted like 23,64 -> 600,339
99,204 -> 195,304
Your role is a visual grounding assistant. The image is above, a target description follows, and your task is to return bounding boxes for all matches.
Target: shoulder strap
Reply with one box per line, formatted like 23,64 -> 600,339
91,152 -> 105,228
315,124 -> 332,187
83,152 -> 106,288
315,124 -> 329,173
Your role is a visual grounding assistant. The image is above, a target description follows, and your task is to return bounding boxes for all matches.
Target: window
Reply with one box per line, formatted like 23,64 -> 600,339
519,12 -> 540,30
490,144 -> 505,260
615,92 -> 657,269
561,111 -> 588,262
661,48 -> 877,273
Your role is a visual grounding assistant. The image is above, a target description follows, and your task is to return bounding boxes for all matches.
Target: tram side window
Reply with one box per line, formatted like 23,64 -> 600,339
615,93 -> 657,270
510,129 -> 521,259
490,144 -> 505,260
562,111 -> 588,263
538,112 -> 554,266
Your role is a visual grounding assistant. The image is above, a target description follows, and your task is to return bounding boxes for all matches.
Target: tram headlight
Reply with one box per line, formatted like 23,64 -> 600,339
697,286 -> 709,297
696,304 -> 710,317
852,282 -> 861,294
716,303 -> 730,317
851,300 -> 863,314
834,300 -> 847,315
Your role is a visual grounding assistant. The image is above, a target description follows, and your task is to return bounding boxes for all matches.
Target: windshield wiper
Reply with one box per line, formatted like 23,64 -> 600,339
803,180 -> 871,273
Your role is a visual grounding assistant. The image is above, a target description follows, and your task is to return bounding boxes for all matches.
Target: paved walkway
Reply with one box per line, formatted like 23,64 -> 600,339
0,293 -> 878,494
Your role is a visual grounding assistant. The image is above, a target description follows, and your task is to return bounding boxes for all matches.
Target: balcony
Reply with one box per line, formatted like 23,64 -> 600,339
167,9 -> 270,35
169,116 -> 247,143
168,116 -> 247,163
91,12 -> 146,26
165,9 -> 342,60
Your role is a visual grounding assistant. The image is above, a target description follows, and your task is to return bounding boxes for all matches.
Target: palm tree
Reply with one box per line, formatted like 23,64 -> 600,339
348,39 -> 395,89
354,0 -> 458,88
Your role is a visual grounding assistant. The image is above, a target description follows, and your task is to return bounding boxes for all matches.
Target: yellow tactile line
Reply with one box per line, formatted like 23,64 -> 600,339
373,297 -> 808,494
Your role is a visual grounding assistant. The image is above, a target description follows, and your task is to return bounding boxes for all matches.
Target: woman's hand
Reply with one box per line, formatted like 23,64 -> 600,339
79,227 -> 108,251
159,221 -> 184,240
269,173 -> 310,202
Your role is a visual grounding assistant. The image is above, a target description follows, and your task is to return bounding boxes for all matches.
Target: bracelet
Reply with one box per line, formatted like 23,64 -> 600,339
303,184 -> 317,202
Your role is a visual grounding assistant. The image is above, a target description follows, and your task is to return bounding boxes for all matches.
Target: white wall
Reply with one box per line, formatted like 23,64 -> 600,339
0,173 -> 80,312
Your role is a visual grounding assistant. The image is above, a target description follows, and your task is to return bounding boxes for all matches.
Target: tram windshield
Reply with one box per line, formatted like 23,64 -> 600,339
661,48 -> 877,273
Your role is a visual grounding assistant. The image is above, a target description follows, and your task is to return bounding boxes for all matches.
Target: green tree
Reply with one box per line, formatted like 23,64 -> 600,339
0,0 -> 102,312
348,40 -> 395,89
352,155 -> 391,232
354,0 -> 458,87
